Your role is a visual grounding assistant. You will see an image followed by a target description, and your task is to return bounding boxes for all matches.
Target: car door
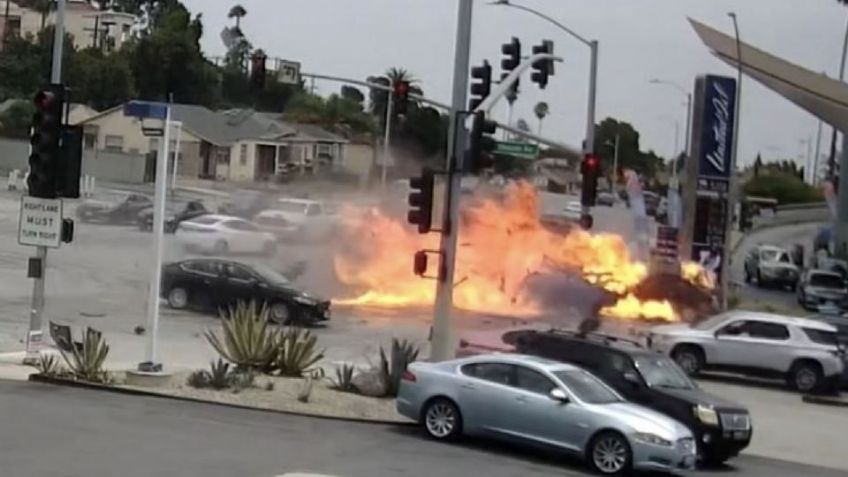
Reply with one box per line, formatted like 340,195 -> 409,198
739,321 -> 793,372
456,362 -> 516,436
710,320 -> 790,371
220,220 -> 253,252
185,260 -> 227,310
508,365 -> 589,452
221,262 -> 258,308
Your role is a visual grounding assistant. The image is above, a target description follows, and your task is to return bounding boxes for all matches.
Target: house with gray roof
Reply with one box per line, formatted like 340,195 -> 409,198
77,103 -> 349,182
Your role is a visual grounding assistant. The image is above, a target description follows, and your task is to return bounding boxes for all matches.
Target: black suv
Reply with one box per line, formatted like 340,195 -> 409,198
514,330 -> 752,465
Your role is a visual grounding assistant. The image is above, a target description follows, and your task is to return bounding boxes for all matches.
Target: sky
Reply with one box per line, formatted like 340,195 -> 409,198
181,0 -> 848,169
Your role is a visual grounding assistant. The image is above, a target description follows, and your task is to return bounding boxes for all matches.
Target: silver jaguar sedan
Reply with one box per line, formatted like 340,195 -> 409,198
397,354 -> 696,475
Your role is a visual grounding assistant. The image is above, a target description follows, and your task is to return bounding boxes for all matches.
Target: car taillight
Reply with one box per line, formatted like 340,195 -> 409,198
459,339 -> 469,348
401,370 -> 416,382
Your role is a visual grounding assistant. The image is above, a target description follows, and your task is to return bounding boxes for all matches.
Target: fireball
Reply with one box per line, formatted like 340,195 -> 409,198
333,181 -> 706,321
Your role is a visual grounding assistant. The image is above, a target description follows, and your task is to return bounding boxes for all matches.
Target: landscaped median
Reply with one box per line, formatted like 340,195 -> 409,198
27,301 -> 420,424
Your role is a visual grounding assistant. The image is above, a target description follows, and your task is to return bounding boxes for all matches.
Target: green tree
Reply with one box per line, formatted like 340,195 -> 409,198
340,85 -> 365,107
594,117 -> 665,177
66,48 -> 135,110
0,100 -> 35,138
744,171 -> 822,204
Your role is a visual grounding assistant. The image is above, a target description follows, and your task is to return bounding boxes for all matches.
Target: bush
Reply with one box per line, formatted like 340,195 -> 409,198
743,172 -> 822,205
275,327 -> 324,377
33,353 -> 63,377
379,338 -> 420,397
59,327 -> 111,383
186,359 -> 255,391
186,369 -> 211,388
331,363 -> 357,393
205,301 -> 279,372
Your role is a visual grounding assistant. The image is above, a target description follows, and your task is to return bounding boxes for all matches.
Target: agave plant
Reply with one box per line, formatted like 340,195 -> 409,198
204,301 -> 279,372
275,327 -> 324,377
186,369 -> 211,389
380,338 -> 420,397
332,363 -> 356,393
208,359 -> 232,390
34,353 -> 62,377
59,327 -> 110,383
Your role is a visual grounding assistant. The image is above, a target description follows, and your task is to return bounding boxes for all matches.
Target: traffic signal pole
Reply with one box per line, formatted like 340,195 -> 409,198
430,0 -> 474,362
381,91 -> 394,188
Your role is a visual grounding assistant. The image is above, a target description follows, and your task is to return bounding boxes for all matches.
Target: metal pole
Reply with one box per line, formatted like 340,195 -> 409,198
611,133 -> 620,192
171,122 -> 182,192
828,13 -> 848,179
142,106 -> 171,370
582,40 -> 599,215
25,0 -> 66,363
504,101 -> 514,140
806,134 -> 814,184
721,13 -> 743,311
381,90 -> 394,188
431,0 -> 473,362
814,119 -> 823,185
3,0 -> 10,48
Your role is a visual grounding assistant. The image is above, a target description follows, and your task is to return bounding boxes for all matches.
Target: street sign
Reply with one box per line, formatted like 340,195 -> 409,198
494,141 -> 539,159
277,59 -> 301,85
18,196 -> 63,248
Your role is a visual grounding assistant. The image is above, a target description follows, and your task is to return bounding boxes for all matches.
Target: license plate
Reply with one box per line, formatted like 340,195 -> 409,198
733,431 -> 749,440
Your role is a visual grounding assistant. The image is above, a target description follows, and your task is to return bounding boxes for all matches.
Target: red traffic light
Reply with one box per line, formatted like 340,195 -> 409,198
34,90 -> 57,110
584,154 -> 600,169
394,81 -> 410,97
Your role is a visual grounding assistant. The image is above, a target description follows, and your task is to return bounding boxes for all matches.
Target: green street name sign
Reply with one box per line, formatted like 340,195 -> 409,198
494,141 -> 539,160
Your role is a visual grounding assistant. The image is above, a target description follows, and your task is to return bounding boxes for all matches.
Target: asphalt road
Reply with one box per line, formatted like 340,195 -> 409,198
730,222 -> 823,314
1,379 -> 843,477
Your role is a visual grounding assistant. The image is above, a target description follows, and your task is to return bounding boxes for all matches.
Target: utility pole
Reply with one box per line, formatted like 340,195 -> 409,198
381,89 -> 394,188
721,12 -> 743,311
610,133 -> 620,192
430,0 -> 473,362
25,0 -> 66,363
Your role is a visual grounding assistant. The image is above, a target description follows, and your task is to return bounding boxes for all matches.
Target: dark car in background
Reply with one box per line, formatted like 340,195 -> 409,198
218,190 -> 274,219
797,269 -> 848,311
160,258 -> 330,326
77,193 -> 153,225
137,200 -> 209,233
514,330 -> 752,465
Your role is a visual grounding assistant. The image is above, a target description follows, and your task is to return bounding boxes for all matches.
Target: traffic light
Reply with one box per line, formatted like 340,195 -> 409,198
59,125 -> 83,199
466,111 -> 497,173
579,213 -> 594,231
250,52 -> 267,90
394,80 -> 411,115
28,85 -> 65,198
531,40 -> 555,89
413,250 -> 428,276
501,37 -> 521,98
469,60 -> 492,111
581,153 -> 601,207
408,168 -> 435,234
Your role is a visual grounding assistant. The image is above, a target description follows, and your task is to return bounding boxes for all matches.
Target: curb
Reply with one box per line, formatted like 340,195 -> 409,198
802,394 -> 848,408
27,374 -> 415,427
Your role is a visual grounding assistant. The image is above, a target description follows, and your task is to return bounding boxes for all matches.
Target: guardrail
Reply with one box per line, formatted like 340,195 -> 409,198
775,202 -> 828,212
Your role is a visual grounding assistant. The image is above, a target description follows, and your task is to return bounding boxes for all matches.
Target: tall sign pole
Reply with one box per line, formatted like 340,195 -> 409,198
430,0 -> 474,361
25,0 -> 67,363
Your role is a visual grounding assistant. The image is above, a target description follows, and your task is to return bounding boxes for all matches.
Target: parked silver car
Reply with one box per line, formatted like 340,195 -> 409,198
743,244 -> 799,289
648,311 -> 845,393
397,354 -> 696,475
797,269 -> 848,311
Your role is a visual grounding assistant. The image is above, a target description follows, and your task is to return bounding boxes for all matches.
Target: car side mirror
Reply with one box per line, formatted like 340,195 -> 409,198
549,388 -> 570,403
623,371 -> 641,386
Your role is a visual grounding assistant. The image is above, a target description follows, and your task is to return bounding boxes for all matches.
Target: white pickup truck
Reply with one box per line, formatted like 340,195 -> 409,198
258,198 -> 337,241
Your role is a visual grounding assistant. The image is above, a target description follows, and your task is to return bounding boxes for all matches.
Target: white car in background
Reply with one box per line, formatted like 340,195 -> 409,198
175,215 -> 277,255
564,201 -> 583,221
274,198 -> 337,240
254,210 -> 300,242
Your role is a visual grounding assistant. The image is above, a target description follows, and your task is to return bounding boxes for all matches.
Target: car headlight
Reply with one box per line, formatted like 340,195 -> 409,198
633,432 -> 673,447
293,296 -> 317,306
694,404 -> 719,426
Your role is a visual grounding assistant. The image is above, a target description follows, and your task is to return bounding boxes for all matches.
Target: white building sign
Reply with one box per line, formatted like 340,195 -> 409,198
18,196 -> 63,248
277,60 -> 301,85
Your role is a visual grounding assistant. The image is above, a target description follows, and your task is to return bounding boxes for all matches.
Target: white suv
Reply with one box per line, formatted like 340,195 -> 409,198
648,311 -> 845,393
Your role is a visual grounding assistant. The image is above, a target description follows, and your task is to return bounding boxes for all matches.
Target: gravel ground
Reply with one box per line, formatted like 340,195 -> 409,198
119,371 -> 409,423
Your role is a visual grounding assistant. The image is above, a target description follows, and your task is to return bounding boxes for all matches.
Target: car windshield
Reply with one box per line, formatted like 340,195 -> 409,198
251,264 -> 290,286
809,273 -> 845,289
692,313 -> 732,330
278,202 -> 309,214
761,249 -> 790,263
634,356 -> 695,390
553,370 -> 622,404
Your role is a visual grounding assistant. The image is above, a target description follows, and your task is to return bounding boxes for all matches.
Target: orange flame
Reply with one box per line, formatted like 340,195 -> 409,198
334,182 -> 686,321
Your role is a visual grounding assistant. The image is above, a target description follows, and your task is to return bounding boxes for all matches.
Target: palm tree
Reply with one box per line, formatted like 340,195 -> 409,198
534,101 -> 549,136
367,67 -> 423,121
228,4 -> 247,29
18,0 -> 52,30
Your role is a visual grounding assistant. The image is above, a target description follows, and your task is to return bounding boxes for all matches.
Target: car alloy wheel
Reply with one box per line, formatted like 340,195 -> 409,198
591,433 -> 631,475
269,302 -> 291,325
792,364 -> 822,393
167,287 -> 189,309
672,347 -> 703,375
423,399 -> 461,440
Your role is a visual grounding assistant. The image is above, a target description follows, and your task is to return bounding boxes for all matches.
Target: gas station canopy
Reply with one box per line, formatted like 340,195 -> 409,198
690,18 -> 848,133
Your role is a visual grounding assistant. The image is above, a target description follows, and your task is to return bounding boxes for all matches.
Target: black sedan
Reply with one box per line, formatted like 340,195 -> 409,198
138,201 -> 209,233
77,193 -> 153,225
160,259 -> 330,325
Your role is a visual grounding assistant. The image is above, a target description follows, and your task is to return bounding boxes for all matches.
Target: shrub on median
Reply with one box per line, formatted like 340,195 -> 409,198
59,327 -> 112,384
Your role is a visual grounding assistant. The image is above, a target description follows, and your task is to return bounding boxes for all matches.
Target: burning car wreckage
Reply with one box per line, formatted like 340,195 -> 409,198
330,181 -> 716,328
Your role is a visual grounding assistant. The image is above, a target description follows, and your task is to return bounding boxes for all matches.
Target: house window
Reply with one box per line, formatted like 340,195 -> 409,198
315,143 -> 333,158
216,147 -> 230,164
6,17 -> 21,39
83,134 -> 96,149
104,135 -> 124,152
239,144 -> 248,166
